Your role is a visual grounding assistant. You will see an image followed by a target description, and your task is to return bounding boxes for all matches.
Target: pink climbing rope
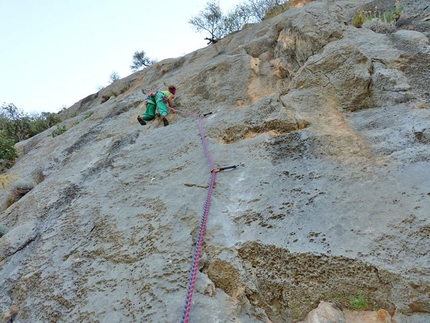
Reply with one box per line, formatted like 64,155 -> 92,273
169,107 -> 213,322
181,112 -> 216,323
181,170 -> 217,323
170,105 -> 235,322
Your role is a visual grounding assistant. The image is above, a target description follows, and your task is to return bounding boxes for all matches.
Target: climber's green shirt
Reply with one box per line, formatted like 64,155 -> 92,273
161,91 -> 171,98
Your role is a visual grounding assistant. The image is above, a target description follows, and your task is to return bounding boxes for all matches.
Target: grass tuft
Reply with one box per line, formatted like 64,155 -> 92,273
6,182 -> 34,207
349,291 -> 367,310
352,0 -> 404,33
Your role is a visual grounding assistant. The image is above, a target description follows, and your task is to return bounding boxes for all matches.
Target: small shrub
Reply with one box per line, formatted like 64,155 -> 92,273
352,11 -> 367,27
51,124 -> 67,138
349,291 -> 367,310
6,182 -> 34,207
392,0 -> 404,20
84,112 -> 94,119
352,0 -> 404,33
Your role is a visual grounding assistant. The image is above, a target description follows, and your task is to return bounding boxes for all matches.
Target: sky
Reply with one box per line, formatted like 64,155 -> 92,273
0,0 -> 244,114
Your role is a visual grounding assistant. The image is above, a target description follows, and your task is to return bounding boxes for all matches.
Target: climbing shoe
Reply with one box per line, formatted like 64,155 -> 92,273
162,116 -> 169,127
137,116 -> 146,125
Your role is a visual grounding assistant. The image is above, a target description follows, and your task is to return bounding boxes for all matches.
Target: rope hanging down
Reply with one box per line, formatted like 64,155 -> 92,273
181,169 -> 216,323
170,107 -> 236,323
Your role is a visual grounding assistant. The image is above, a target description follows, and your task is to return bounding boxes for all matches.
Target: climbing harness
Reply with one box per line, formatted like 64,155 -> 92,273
171,106 -> 238,323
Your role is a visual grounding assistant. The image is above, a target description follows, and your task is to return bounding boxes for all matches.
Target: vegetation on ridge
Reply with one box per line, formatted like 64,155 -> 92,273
353,0 -> 404,33
0,103 -> 62,172
188,0 -> 296,43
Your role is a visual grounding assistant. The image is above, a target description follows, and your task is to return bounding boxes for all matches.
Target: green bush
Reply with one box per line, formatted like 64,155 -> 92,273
349,291 -> 367,310
0,132 -> 18,170
28,112 -> 62,137
84,112 -> 94,119
51,124 -> 67,138
352,12 -> 367,27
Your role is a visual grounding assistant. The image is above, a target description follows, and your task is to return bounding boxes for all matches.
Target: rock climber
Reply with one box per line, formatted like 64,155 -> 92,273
137,85 -> 176,127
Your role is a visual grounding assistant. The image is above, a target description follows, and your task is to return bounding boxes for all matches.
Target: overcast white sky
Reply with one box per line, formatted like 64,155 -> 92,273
0,0 -> 244,114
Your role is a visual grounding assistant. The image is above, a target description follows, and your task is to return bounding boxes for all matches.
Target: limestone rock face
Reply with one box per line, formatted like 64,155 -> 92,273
301,302 -> 395,323
1,1 -> 430,322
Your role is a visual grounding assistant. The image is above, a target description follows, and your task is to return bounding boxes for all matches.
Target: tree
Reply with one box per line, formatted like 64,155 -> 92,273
1,103 -> 29,142
221,4 -> 253,35
189,1 -> 224,44
130,51 -> 156,72
189,0 -> 286,43
230,0 -> 287,23
245,0 -> 278,22
109,71 -> 120,83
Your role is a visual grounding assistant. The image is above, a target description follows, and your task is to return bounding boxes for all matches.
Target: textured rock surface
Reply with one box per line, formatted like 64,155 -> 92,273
1,0 -> 430,322
300,301 -> 396,323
